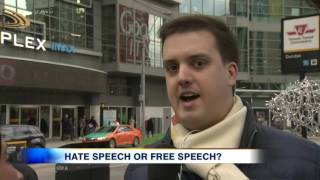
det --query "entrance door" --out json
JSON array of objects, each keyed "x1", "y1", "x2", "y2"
[
  {"x1": 52, "y1": 106, "x2": 62, "y2": 138},
  {"x1": 62, "y1": 108, "x2": 76, "y2": 138}
]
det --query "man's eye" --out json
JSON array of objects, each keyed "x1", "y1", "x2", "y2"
[
  {"x1": 165, "y1": 64, "x2": 178, "y2": 73},
  {"x1": 193, "y1": 60, "x2": 206, "y2": 69}
]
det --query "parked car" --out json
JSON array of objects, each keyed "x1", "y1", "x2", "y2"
[
  {"x1": 82, "y1": 125, "x2": 142, "y2": 148},
  {"x1": 0, "y1": 125, "x2": 46, "y2": 148}
]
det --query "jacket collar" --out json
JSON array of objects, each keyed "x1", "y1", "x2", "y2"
[{"x1": 238, "y1": 101, "x2": 259, "y2": 148}]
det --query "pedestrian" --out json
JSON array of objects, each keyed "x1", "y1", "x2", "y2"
[
  {"x1": 125, "y1": 15, "x2": 320, "y2": 180},
  {"x1": 85, "y1": 116, "x2": 98, "y2": 134},
  {"x1": 61, "y1": 114, "x2": 73, "y2": 140},
  {"x1": 79, "y1": 116, "x2": 86, "y2": 136},
  {"x1": 40, "y1": 118, "x2": 48, "y2": 136},
  {"x1": 129, "y1": 117, "x2": 135, "y2": 128},
  {"x1": 146, "y1": 118, "x2": 154, "y2": 137}
]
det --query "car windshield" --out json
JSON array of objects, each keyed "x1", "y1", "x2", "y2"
[{"x1": 96, "y1": 126, "x2": 116, "y2": 133}]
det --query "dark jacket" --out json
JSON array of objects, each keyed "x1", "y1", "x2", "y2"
[
  {"x1": 125, "y1": 106, "x2": 320, "y2": 180},
  {"x1": 12, "y1": 163, "x2": 38, "y2": 180}
]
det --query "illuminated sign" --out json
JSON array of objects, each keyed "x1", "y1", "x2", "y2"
[
  {"x1": 1, "y1": 31, "x2": 46, "y2": 50},
  {"x1": 0, "y1": 9, "x2": 77, "y2": 54},
  {"x1": 51, "y1": 42, "x2": 75, "y2": 54},
  {"x1": 281, "y1": 14, "x2": 320, "y2": 74},
  {"x1": 283, "y1": 15, "x2": 319, "y2": 53},
  {"x1": 0, "y1": 8, "x2": 30, "y2": 28}
]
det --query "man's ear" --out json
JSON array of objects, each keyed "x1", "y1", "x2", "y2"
[{"x1": 226, "y1": 62, "x2": 238, "y2": 86}]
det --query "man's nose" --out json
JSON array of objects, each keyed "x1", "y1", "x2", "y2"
[{"x1": 177, "y1": 65, "x2": 193, "y2": 87}]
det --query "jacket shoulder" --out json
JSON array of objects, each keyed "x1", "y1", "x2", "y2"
[
  {"x1": 248, "y1": 126, "x2": 320, "y2": 179},
  {"x1": 124, "y1": 164, "x2": 148, "y2": 180}
]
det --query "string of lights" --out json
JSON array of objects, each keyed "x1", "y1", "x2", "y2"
[{"x1": 266, "y1": 78, "x2": 320, "y2": 136}]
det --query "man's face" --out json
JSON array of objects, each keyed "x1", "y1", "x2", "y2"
[{"x1": 163, "y1": 30, "x2": 237, "y2": 130}]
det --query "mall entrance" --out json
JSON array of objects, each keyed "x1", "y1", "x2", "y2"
[{"x1": 1, "y1": 105, "x2": 84, "y2": 138}]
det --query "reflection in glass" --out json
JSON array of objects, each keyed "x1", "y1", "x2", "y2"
[
  {"x1": 21, "y1": 108, "x2": 38, "y2": 126},
  {"x1": 203, "y1": 0, "x2": 214, "y2": 15},
  {"x1": 40, "y1": 106, "x2": 50, "y2": 137},
  {"x1": 215, "y1": 0, "x2": 226, "y2": 15},
  {"x1": 4, "y1": 0, "x2": 16, "y2": 7},
  {"x1": 0, "y1": 106, "x2": 6, "y2": 125},
  {"x1": 180, "y1": 0, "x2": 190, "y2": 13},
  {"x1": 191, "y1": 0, "x2": 202, "y2": 14},
  {"x1": 10, "y1": 107, "x2": 19, "y2": 124}
]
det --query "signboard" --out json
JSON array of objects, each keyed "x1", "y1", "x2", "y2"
[
  {"x1": 103, "y1": 110, "x2": 117, "y2": 126},
  {"x1": 119, "y1": 5, "x2": 149, "y2": 64},
  {"x1": 0, "y1": 8, "x2": 75, "y2": 54},
  {"x1": 0, "y1": 59, "x2": 16, "y2": 86},
  {"x1": 282, "y1": 14, "x2": 320, "y2": 74}
]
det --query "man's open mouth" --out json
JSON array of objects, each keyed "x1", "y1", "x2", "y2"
[{"x1": 180, "y1": 92, "x2": 200, "y2": 102}]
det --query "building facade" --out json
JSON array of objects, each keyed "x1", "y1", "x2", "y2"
[
  {"x1": 101, "y1": 0, "x2": 179, "y2": 134},
  {"x1": 0, "y1": 0, "x2": 106, "y2": 138},
  {"x1": 0, "y1": 0, "x2": 179, "y2": 138}
]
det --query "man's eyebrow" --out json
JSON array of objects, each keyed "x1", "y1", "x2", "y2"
[
  {"x1": 187, "y1": 53, "x2": 210, "y2": 60},
  {"x1": 163, "y1": 59, "x2": 176, "y2": 65}
]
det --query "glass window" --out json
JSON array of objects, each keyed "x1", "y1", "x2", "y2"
[
  {"x1": 4, "y1": 0, "x2": 16, "y2": 7},
  {"x1": 215, "y1": 0, "x2": 226, "y2": 15},
  {"x1": 52, "y1": 106, "x2": 61, "y2": 137},
  {"x1": 154, "y1": 16, "x2": 162, "y2": 41},
  {"x1": 203, "y1": 0, "x2": 214, "y2": 15},
  {"x1": 191, "y1": 0, "x2": 202, "y2": 14},
  {"x1": 60, "y1": 19, "x2": 73, "y2": 33},
  {"x1": 60, "y1": 3, "x2": 73, "y2": 20},
  {"x1": 148, "y1": 15, "x2": 155, "y2": 41},
  {"x1": 34, "y1": 0, "x2": 49, "y2": 15},
  {"x1": 236, "y1": 0, "x2": 247, "y2": 16},
  {"x1": 17, "y1": 0, "x2": 32, "y2": 10},
  {"x1": 75, "y1": 7, "x2": 86, "y2": 23},
  {"x1": 0, "y1": 105, "x2": 6, "y2": 125},
  {"x1": 10, "y1": 107, "x2": 19, "y2": 124},
  {"x1": 180, "y1": 0, "x2": 191, "y2": 13},
  {"x1": 21, "y1": 108, "x2": 38, "y2": 126}
]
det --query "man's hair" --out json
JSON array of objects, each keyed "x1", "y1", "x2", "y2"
[{"x1": 159, "y1": 15, "x2": 240, "y2": 65}]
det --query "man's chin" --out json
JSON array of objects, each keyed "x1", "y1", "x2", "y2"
[{"x1": 178, "y1": 116, "x2": 201, "y2": 130}]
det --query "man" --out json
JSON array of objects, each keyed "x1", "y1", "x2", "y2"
[{"x1": 125, "y1": 15, "x2": 320, "y2": 180}]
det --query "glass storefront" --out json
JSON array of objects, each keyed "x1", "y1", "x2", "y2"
[
  {"x1": 3, "y1": 105, "x2": 82, "y2": 138},
  {"x1": 103, "y1": 106, "x2": 136, "y2": 127},
  {"x1": 0, "y1": 105, "x2": 6, "y2": 125},
  {"x1": 3, "y1": 0, "x2": 94, "y2": 49},
  {"x1": 52, "y1": 106, "x2": 61, "y2": 137}
]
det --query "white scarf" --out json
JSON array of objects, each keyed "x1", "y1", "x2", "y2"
[{"x1": 171, "y1": 95, "x2": 249, "y2": 180}]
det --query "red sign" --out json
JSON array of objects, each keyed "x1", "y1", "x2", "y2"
[
  {"x1": 119, "y1": 5, "x2": 149, "y2": 63},
  {"x1": 287, "y1": 24, "x2": 315, "y2": 36},
  {"x1": 0, "y1": 59, "x2": 16, "y2": 86}
]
